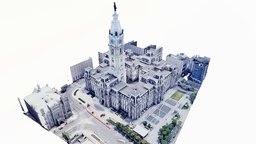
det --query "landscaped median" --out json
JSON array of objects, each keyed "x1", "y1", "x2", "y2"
[
  {"x1": 107, "y1": 118, "x2": 117, "y2": 126},
  {"x1": 78, "y1": 98, "x2": 85, "y2": 103},
  {"x1": 73, "y1": 89, "x2": 79, "y2": 96}
]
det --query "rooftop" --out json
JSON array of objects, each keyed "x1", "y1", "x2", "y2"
[
  {"x1": 133, "y1": 125, "x2": 149, "y2": 138},
  {"x1": 192, "y1": 55, "x2": 210, "y2": 64},
  {"x1": 112, "y1": 81, "x2": 127, "y2": 92},
  {"x1": 24, "y1": 85, "x2": 61, "y2": 111},
  {"x1": 24, "y1": 85, "x2": 61, "y2": 128},
  {"x1": 120, "y1": 83, "x2": 147, "y2": 97}
]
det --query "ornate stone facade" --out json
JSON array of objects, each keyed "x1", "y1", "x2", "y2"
[{"x1": 84, "y1": 5, "x2": 179, "y2": 120}]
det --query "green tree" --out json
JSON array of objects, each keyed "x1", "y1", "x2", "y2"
[
  {"x1": 147, "y1": 123, "x2": 151, "y2": 129},
  {"x1": 135, "y1": 135, "x2": 142, "y2": 142},
  {"x1": 159, "y1": 134, "x2": 164, "y2": 141},
  {"x1": 162, "y1": 130, "x2": 168, "y2": 136},
  {"x1": 164, "y1": 135, "x2": 170, "y2": 142},
  {"x1": 168, "y1": 123, "x2": 174, "y2": 130},
  {"x1": 123, "y1": 126, "x2": 129, "y2": 134},
  {"x1": 161, "y1": 139, "x2": 168, "y2": 144},
  {"x1": 130, "y1": 131, "x2": 136, "y2": 140},
  {"x1": 182, "y1": 102, "x2": 189, "y2": 109},
  {"x1": 140, "y1": 139, "x2": 149, "y2": 144},
  {"x1": 127, "y1": 129, "x2": 133, "y2": 138},
  {"x1": 190, "y1": 93, "x2": 197, "y2": 104},
  {"x1": 62, "y1": 132, "x2": 70, "y2": 142},
  {"x1": 172, "y1": 120, "x2": 177, "y2": 127},
  {"x1": 143, "y1": 121, "x2": 147, "y2": 126}
]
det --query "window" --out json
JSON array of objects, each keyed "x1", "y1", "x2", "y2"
[{"x1": 111, "y1": 49, "x2": 114, "y2": 55}]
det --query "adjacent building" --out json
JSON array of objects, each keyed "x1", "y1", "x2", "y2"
[
  {"x1": 70, "y1": 57, "x2": 93, "y2": 82},
  {"x1": 166, "y1": 53, "x2": 190, "y2": 77},
  {"x1": 24, "y1": 85, "x2": 72, "y2": 130},
  {"x1": 188, "y1": 56, "x2": 210, "y2": 84}
]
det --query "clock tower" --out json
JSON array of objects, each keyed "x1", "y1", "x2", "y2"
[{"x1": 108, "y1": 2, "x2": 126, "y2": 82}]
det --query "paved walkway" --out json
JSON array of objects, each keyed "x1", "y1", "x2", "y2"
[{"x1": 139, "y1": 88, "x2": 191, "y2": 143}]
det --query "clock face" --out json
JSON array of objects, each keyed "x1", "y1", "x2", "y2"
[
  {"x1": 118, "y1": 39, "x2": 122, "y2": 44},
  {"x1": 110, "y1": 39, "x2": 114, "y2": 44}
]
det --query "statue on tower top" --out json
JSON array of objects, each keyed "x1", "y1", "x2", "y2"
[{"x1": 114, "y1": 2, "x2": 117, "y2": 12}]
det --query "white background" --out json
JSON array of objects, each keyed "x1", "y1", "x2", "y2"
[{"x1": 0, "y1": 0, "x2": 256, "y2": 143}]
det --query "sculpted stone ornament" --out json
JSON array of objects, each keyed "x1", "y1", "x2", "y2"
[{"x1": 114, "y1": 2, "x2": 117, "y2": 12}]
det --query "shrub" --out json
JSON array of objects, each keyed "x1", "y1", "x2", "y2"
[
  {"x1": 143, "y1": 121, "x2": 147, "y2": 126},
  {"x1": 62, "y1": 132, "x2": 70, "y2": 142}
]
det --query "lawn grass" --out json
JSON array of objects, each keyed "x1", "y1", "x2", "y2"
[{"x1": 171, "y1": 91, "x2": 184, "y2": 101}]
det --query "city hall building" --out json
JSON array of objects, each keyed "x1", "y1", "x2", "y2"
[
  {"x1": 83, "y1": 5, "x2": 180, "y2": 120},
  {"x1": 82, "y1": 4, "x2": 209, "y2": 120}
]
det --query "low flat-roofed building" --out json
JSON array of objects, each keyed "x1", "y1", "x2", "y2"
[{"x1": 133, "y1": 125, "x2": 149, "y2": 138}]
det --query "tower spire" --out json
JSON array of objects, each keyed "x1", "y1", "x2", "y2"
[
  {"x1": 108, "y1": 2, "x2": 126, "y2": 82},
  {"x1": 114, "y1": 2, "x2": 117, "y2": 12},
  {"x1": 110, "y1": 2, "x2": 122, "y2": 36}
]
